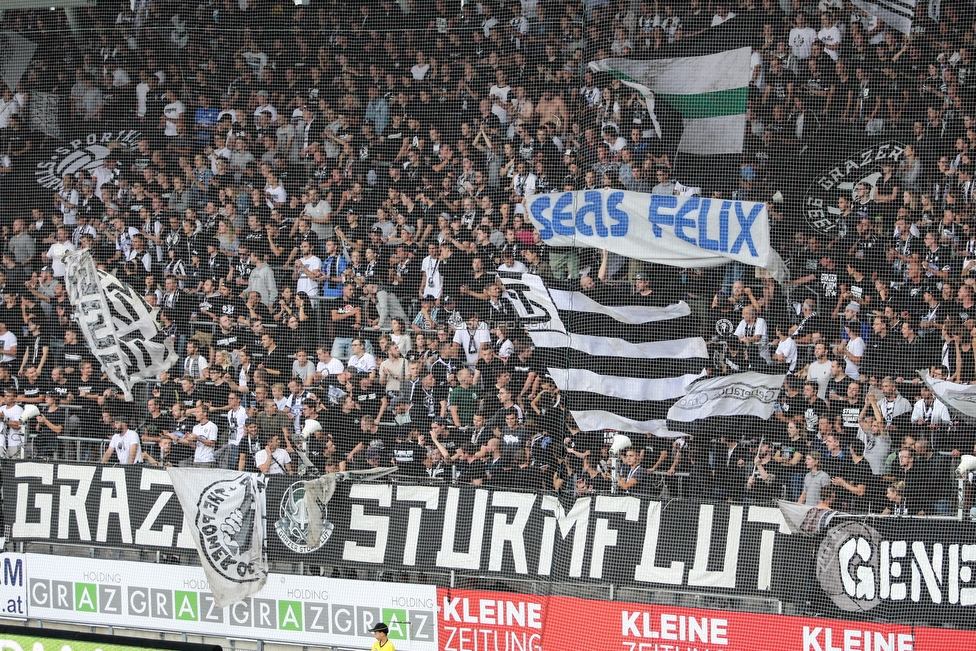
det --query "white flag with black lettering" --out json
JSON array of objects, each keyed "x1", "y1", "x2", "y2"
[
  {"x1": 63, "y1": 249, "x2": 177, "y2": 401},
  {"x1": 168, "y1": 468, "x2": 269, "y2": 607},
  {"x1": 667, "y1": 371, "x2": 785, "y2": 422}
]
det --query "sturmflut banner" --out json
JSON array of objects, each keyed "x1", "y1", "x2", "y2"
[{"x1": 526, "y1": 190, "x2": 788, "y2": 281}]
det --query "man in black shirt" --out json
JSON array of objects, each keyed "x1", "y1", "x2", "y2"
[
  {"x1": 831, "y1": 438, "x2": 876, "y2": 513},
  {"x1": 391, "y1": 425, "x2": 427, "y2": 478}
]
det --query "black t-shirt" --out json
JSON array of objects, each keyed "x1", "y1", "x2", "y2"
[
  {"x1": 455, "y1": 458, "x2": 486, "y2": 484},
  {"x1": 212, "y1": 295, "x2": 245, "y2": 322},
  {"x1": 142, "y1": 413, "x2": 173, "y2": 442},
  {"x1": 392, "y1": 439, "x2": 427, "y2": 477},
  {"x1": 334, "y1": 410, "x2": 364, "y2": 455},
  {"x1": 199, "y1": 380, "x2": 231, "y2": 409},
  {"x1": 213, "y1": 328, "x2": 242, "y2": 352}
]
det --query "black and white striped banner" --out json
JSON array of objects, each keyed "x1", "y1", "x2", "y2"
[
  {"x1": 500, "y1": 273, "x2": 707, "y2": 433},
  {"x1": 851, "y1": 0, "x2": 917, "y2": 35}
]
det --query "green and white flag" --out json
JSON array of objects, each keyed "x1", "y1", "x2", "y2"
[{"x1": 591, "y1": 47, "x2": 751, "y2": 155}]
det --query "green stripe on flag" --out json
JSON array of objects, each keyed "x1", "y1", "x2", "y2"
[{"x1": 657, "y1": 87, "x2": 747, "y2": 119}]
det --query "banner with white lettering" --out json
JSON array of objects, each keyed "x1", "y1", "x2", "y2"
[
  {"x1": 6, "y1": 462, "x2": 976, "y2": 625},
  {"x1": 167, "y1": 468, "x2": 269, "y2": 607},
  {"x1": 437, "y1": 588, "x2": 976, "y2": 651},
  {"x1": 63, "y1": 249, "x2": 177, "y2": 401},
  {"x1": 525, "y1": 190, "x2": 788, "y2": 281}
]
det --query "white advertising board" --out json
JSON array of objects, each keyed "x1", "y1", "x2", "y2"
[{"x1": 25, "y1": 554, "x2": 436, "y2": 649}]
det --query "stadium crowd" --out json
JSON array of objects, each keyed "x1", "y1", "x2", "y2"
[{"x1": 0, "y1": 0, "x2": 974, "y2": 516}]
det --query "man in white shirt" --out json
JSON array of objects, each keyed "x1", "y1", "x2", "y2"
[
  {"x1": 101, "y1": 412, "x2": 143, "y2": 464},
  {"x1": 711, "y1": 3, "x2": 736, "y2": 26},
  {"x1": 161, "y1": 89, "x2": 185, "y2": 138},
  {"x1": 836, "y1": 319, "x2": 865, "y2": 380},
  {"x1": 771, "y1": 324, "x2": 798, "y2": 373},
  {"x1": 0, "y1": 322, "x2": 16, "y2": 365},
  {"x1": 419, "y1": 243, "x2": 443, "y2": 300},
  {"x1": 734, "y1": 306, "x2": 770, "y2": 366},
  {"x1": 348, "y1": 339, "x2": 378, "y2": 376},
  {"x1": 453, "y1": 314, "x2": 492, "y2": 366},
  {"x1": 804, "y1": 342, "x2": 833, "y2": 399},
  {"x1": 489, "y1": 69, "x2": 512, "y2": 125},
  {"x1": 293, "y1": 240, "x2": 322, "y2": 296},
  {"x1": 219, "y1": 391, "x2": 248, "y2": 470},
  {"x1": 789, "y1": 12, "x2": 818, "y2": 61},
  {"x1": 314, "y1": 347, "x2": 344, "y2": 381},
  {"x1": 45, "y1": 228, "x2": 77, "y2": 278},
  {"x1": 876, "y1": 377, "x2": 913, "y2": 432},
  {"x1": 187, "y1": 406, "x2": 218, "y2": 466},
  {"x1": 0, "y1": 389, "x2": 24, "y2": 459},
  {"x1": 817, "y1": 11, "x2": 843, "y2": 61},
  {"x1": 255, "y1": 433, "x2": 292, "y2": 474}
]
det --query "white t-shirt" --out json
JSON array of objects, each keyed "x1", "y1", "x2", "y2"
[
  {"x1": 109, "y1": 429, "x2": 143, "y2": 464},
  {"x1": 317, "y1": 358, "x2": 345, "y2": 376},
  {"x1": 734, "y1": 317, "x2": 768, "y2": 339},
  {"x1": 192, "y1": 420, "x2": 218, "y2": 463},
  {"x1": 489, "y1": 84, "x2": 512, "y2": 124},
  {"x1": 255, "y1": 447, "x2": 291, "y2": 474},
  {"x1": 454, "y1": 326, "x2": 492, "y2": 365},
  {"x1": 774, "y1": 337, "x2": 798, "y2": 372},
  {"x1": 226, "y1": 406, "x2": 248, "y2": 446},
  {"x1": 163, "y1": 100, "x2": 185, "y2": 137},
  {"x1": 296, "y1": 255, "x2": 322, "y2": 296},
  {"x1": 0, "y1": 331, "x2": 17, "y2": 364},
  {"x1": 817, "y1": 24, "x2": 843, "y2": 61},
  {"x1": 0, "y1": 403, "x2": 23, "y2": 448},
  {"x1": 410, "y1": 63, "x2": 430, "y2": 81},
  {"x1": 45, "y1": 241, "x2": 76, "y2": 276},
  {"x1": 265, "y1": 182, "x2": 287, "y2": 209},
  {"x1": 711, "y1": 11, "x2": 736, "y2": 26},
  {"x1": 807, "y1": 359, "x2": 832, "y2": 399},
  {"x1": 845, "y1": 336, "x2": 865, "y2": 380},
  {"x1": 789, "y1": 26, "x2": 817, "y2": 60},
  {"x1": 348, "y1": 352, "x2": 377, "y2": 373},
  {"x1": 420, "y1": 255, "x2": 443, "y2": 299}
]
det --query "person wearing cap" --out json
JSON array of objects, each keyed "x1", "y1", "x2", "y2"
[{"x1": 369, "y1": 622, "x2": 394, "y2": 651}]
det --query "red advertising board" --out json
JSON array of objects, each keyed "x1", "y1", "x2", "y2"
[{"x1": 436, "y1": 588, "x2": 976, "y2": 651}]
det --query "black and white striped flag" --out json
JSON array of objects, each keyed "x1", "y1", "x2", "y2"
[
  {"x1": 500, "y1": 273, "x2": 707, "y2": 433},
  {"x1": 851, "y1": 0, "x2": 917, "y2": 36}
]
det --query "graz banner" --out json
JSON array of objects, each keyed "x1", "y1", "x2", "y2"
[
  {"x1": 525, "y1": 190, "x2": 788, "y2": 281},
  {"x1": 6, "y1": 462, "x2": 976, "y2": 624}
]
